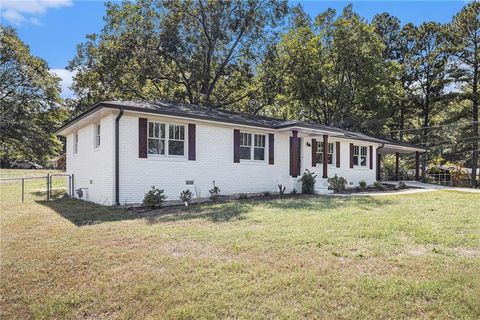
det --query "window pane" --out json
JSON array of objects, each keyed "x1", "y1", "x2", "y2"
[
  {"x1": 360, "y1": 156, "x2": 367, "y2": 166},
  {"x1": 148, "y1": 139, "x2": 159, "y2": 154},
  {"x1": 254, "y1": 134, "x2": 265, "y2": 147},
  {"x1": 361, "y1": 146, "x2": 367, "y2": 156},
  {"x1": 328, "y1": 154, "x2": 333, "y2": 164},
  {"x1": 240, "y1": 133, "x2": 251, "y2": 146},
  {"x1": 240, "y1": 146, "x2": 251, "y2": 159},
  {"x1": 169, "y1": 140, "x2": 184, "y2": 155},
  {"x1": 354, "y1": 156, "x2": 359, "y2": 166},
  {"x1": 328, "y1": 143, "x2": 334, "y2": 154},
  {"x1": 316, "y1": 152, "x2": 323, "y2": 163},
  {"x1": 149, "y1": 122, "x2": 154, "y2": 138},
  {"x1": 179, "y1": 125, "x2": 184, "y2": 140},
  {"x1": 169, "y1": 124, "x2": 174, "y2": 139},
  {"x1": 254, "y1": 147, "x2": 264, "y2": 160},
  {"x1": 354, "y1": 146, "x2": 359, "y2": 156}
]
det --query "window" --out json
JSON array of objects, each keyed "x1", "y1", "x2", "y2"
[
  {"x1": 254, "y1": 134, "x2": 265, "y2": 160},
  {"x1": 168, "y1": 124, "x2": 185, "y2": 156},
  {"x1": 94, "y1": 123, "x2": 101, "y2": 148},
  {"x1": 240, "y1": 133, "x2": 252, "y2": 160},
  {"x1": 148, "y1": 122, "x2": 165, "y2": 155},
  {"x1": 147, "y1": 121, "x2": 185, "y2": 156},
  {"x1": 74, "y1": 132, "x2": 78, "y2": 154},
  {"x1": 316, "y1": 142, "x2": 334, "y2": 164},
  {"x1": 353, "y1": 145, "x2": 368, "y2": 167},
  {"x1": 240, "y1": 132, "x2": 265, "y2": 161}
]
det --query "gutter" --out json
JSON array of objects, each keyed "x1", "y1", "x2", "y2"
[{"x1": 115, "y1": 109, "x2": 124, "y2": 206}]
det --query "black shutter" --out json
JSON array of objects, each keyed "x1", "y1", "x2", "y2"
[
  {"x1": 233, "y1": 129, "x2": 240, "y2": 163},
  {"x1": 268, "y1": 133, "x2": 274, "y2": 165},
  {"x1": 311, "y1": 139, "x2": 317, "y2": 167},
  {"x1": 188, "y1": 124, "x2": 196, "y2": 161},
  {"x1": 336, "y1": 141, "x2": 340, "y2": 168},
  {"x1": 369, "y1": 145, "x2": 373, "y2": 169},
  {"x1": 349, "y1": 143, "x2": 354, "y2": 168},
  {"x1": 139, "y1": 118, "x2": 147, "y2": 158}
]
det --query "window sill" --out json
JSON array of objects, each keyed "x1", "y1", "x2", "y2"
[
  {"x1": 93, "y1": 147, "x2": 100, "y2": 152},
  {"x1": 239, "y1": 159, "x2": 268, "y2": 165},
  {"x1": 146, "y1": 155, "x2": 187, "y2": 161},
  {"x1": 353, "y1": 166, "x2": 369, "y2": 170}
]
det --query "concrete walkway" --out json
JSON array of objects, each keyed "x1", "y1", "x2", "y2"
[
  {"x1": 383, "y1": 181, "x2": 480, "y2": 193},
  {"x1": 327, "y1": 181, "x2": 480, "y2": 197}
]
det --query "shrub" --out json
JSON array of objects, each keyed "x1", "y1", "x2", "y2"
[
  {"x1": 209, "y1": 181, "x2": 221, "y2": 201},
  {"x1": 179, "y1": 189, "x2": 193, "y2": 206},
  {"x1": 277, "y1": 184, "x2": 286, "y2": 197},
  {"x1": 262, "y1": 191, "x2": 271, "y2": 197},
  {"x1": 359, "y1": 180, "x2": 367, "y2": 189},
  {"x1": 327, "y1": 174, "x2": 347, "y2": 193},
  {"x1": 396, "y1": 181, "x2": 407, "y2": 190},
  {"x1": 291, "y1": 188, "x2": 297, "y2": 195},
  {"x1": 373, "y1": 181, "x2": 383, "y2": 189},
  {"x1": 143, "y1": 186, "x2": 166, "y2": 209},
  {"x1": 299, "y1": 169, "x2": 317, "y2": 194}
]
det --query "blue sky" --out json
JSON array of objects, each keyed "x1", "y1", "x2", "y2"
[{"x1": 0, "y1": 0, "x2": 469, "y2": 98}]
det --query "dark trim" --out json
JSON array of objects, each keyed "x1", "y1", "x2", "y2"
[
  {"x1": 311, "y1": 139, "x2": 317, "y2": 167},
  {"x1": 115, "y1": 109, "x2": 124, "y2": 206},
  {"x1": 376, "y1": 143, "x2": 385, "y2": 181},
  {"x1": 290, "y1": 130, "x2": 300, "y2": 177},
  {"x1": 336, "y1": 141, "x2": 340, "y2": 168},
  {"x1": 233, "y1": 129, "x2": 240, "y2": 163},
  {"x1": 322, "y1": 135, "x2": 328, "y2": 178},
  {"x1": 188, "y1": 123, "x2": 196, "y2": 161},
  {"x1": 138, "y1": 118, "x2": 148, "y2": 158},
  {"x1": 369, "y1": 145, "x2": 373, "y2": 170},
  {"x1": 349, "y1": 143, "x2": 354, "y2": 169},
  {"x1": 268, "y1": 133, "x2": 274, "y2": 165}
]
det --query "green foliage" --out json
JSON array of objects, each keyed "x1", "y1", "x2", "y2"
[
  {"x1": 299, "y1": 169, "x2": 317, "y2": 194},
  {"x1": 209, "y1": 181, "x2": 221, "y2": 201},
  {"x1": 327, "y1": 174, "x2": 347, "y2": 193},
  {"x1": 0, "y1": 26, "x2": 67, "y2": 166},
  {"x1": 143, "y1": 186, "x2": 166, "y2": 209},
  {"x1": 277, "y1": 184, "x2": 286, "y2": 197},
  {"x1": 68, "y1": 0, "x2": 289, "y2": 112},
  {"x1": 359, "y1": 180, "x2": 367, "y2": 189},
  {"x1": 373, "y1": 181, "x2": 383, "y2": 189},
  {"x1": 291, "y1": 188, "x2": 297, "y2": 195},
  {"x1": 238, "y1": 193, "x2": 248, "y2": 200},
  {"x1": 262, "y1": 191, "x2": 271, "y2": 197},
  {"x1": 382, "y1": 154, "x2": 413, "y2": 180},
  {"x1": 179, "y1": 189, "x2": 193, "y2": 206}
]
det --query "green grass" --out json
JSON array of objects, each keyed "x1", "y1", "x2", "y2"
[{"x1": 1, "y1": 171, "x2": 479, "y2": 319}]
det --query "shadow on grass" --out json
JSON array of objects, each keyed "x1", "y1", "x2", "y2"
[
  {"x1": 262, "y1": 195, "x2": 395, "y2": 211},
  {"x1": 38, "y1": 194, "x2": 396, "y2": 227},
  {"x1": 38, "y1": 198, "x2": 252, "y2": 227}
]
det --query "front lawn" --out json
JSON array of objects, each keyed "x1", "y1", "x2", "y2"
[{"x1": 1, "y1": 183, "x2": 479, "y2": 318}]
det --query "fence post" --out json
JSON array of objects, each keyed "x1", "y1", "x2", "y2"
[
  {"x1": 21, "y1": 178, "x2": 24, "y2": 203},
  {"x1": 46, "y1": 173, "x2": 50, "y2": 201}
]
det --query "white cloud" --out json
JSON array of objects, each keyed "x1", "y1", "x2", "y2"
[
  {"x1": 50, "y1": 68, "x2": 77, "y2": 99},
  {"x1": 1, "y1": 0, "x2": 73, "y2": 25}
]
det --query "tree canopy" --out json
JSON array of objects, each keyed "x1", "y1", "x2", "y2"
[{"x1": 0, "y1": 26, "x2": 67, "y2": 166}]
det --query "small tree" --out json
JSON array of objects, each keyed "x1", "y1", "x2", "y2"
[
  {"x1": 299, "y1": 169, "x2": 317, "y2": 194},
  {"x1": 209, "y1": 181, "x2": 221, "y2": 201},
  {"x1": 180, "y1": 189, "x2": 193, "y2": 206},
  {"x1": 327, "y1": 175, "x2": 347, "y2": 193},
  {"x1": 143, "y1": 186, "x2": 166, "y2": 209},
  {"x1": 359, "y1": 180, "x2": 367, "y2": 189}
]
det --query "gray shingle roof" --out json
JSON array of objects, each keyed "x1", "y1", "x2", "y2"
[{"x1": 56, "y1": 100, "x2": 425, "y2": 151}]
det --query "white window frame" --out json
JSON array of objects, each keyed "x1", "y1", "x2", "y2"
[
  {"x1": 353, "y1": 145, "x2": 368, "y2": 167},
  {"x1": 94, "y1": 123, "x2": 101, "y2": 149},
  {"x1": 316, "y1": 142, "x2": 334, "y2": 165},
  {"x1": 240, "y1": 131, "x2": 266, "y2": 162},
  {"x1": 74, "y1": 132, "x2": 78, "y2": 154},
  {"x1": 147, "y1": 121, "x2": 186, "y2": 158}
]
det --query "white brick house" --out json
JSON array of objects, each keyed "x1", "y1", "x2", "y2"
[{"x1": 56, "y1": 101, "x2": 424, "y2": 205}]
